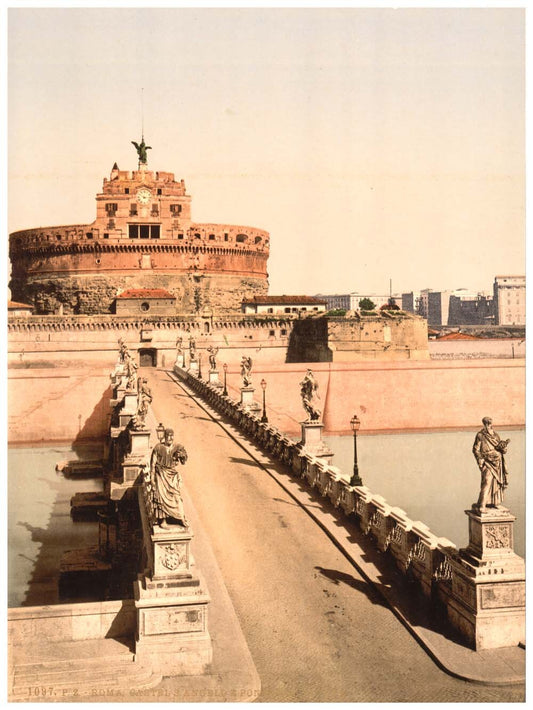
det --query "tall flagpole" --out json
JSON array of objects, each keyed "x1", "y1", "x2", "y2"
[{"x1": 141, "y1": 87, "x2": 144, "y2": 141}]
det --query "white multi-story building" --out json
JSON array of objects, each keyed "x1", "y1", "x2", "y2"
[
  {"x1": 493, "y1": 276, "x2": 526, "y2": 325},
  {"x1": 316, "y1": 292, "x2": 400, "y2": 311}
]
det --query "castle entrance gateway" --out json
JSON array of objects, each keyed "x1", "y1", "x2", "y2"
[{"x1": 139, "y1": 348, "x2": 157, "y2": 367}]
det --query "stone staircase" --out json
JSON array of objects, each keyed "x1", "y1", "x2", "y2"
[{"x1": 9, "y1": 637, "x2": 162, "y2": 701}]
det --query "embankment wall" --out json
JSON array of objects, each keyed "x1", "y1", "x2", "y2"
[
  {"x1": 8, "y1": 359, "x2": 524, "y2": 444},
  {"x1": 8, "y1": 367, "x2": 112, "y2": 444}
]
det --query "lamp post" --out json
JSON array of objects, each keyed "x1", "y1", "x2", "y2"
[
  {"x1": 260, "y1": 378, "x2": 268, "y2": 423},
  {"x1": 349, "y1": 414, "x2": 362, "y2": 486},
  {"x1": 198, "y1": 352, "x2": 203, "y2": 380},
  {"x1": 223, "y1": 363, "x2": 228, "y2": 397},
  {"x1": 156, "y1": 422, "x2": 165, "y2": 443}
]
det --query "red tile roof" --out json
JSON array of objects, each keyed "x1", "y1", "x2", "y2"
[
  {"x1": 437, "y1": 332, "x2": 480, "y2": 340},
  {"x1": 8, "y1": 300, "x2": 33, "y2": 310},
  {"x1": 117, "y1": 289, "x2": 175, "y2": 299},
  {"x1": 242, "y1": 295, "x2": 327, "y2": 305}
]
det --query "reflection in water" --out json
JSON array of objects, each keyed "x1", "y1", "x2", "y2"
[
  {"x1": 324, "y1": 430, "x2": 525, "y2": 558},
  {"x1": 8, "y1": 443, "x2": 103, "y2": 608}
]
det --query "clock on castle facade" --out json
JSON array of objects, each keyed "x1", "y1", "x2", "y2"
[{"x1": 9, "y1": 140, "x2": 270, "y2": 315}]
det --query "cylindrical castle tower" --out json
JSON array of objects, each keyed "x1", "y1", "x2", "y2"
[{"x1": 9, "y1": 143, "x2": 269, "y2": 315}]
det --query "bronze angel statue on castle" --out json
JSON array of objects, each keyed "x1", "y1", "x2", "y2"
[{"x1": 132, "y1": 137, "x2": 151, "y2": 164}]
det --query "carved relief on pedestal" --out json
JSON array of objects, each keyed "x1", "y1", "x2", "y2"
[
  {"x1": 483, "y1": 524, "x2": 511, "y2": 550},
  {"x1": 158, "y1": 542, "x2": 187, "y2": 572},
  {"x1": 480, "y1": 583, "x2": 526, "y2": 610},
  {"x1": 143, "y1": 606, "x2": 205, "y2": 636}
]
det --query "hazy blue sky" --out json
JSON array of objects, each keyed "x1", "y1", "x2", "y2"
[{"x1": 8, "y1": 7, "x2": 525, "y2": 296}]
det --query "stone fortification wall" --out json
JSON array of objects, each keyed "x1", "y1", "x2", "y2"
[
  {"x1": 10, "y1": 271, "x2": 267, "y2": 317},
  {"x1": 287, "y1": 313, "x2": 429, "y2": 362},
  {"x1": 9, "y1": 222, "x2": 269, "y2": 315},
  {"x1": 7, "y1": 315, "x2": 294, "y2": 369},
  {"x1": 429, "y1": 338, "x2": 525, "y2": 360}
]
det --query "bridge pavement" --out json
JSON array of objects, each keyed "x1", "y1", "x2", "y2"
[{"x1": 149, "y1": 368, "x2": 524, "y2": 703}]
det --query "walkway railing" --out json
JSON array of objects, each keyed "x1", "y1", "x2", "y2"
[{"x1": 174, "y1": 364, "x2": 456, "y2": 606}]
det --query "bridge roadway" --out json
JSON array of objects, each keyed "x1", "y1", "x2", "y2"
[{"x1": 149, "y1": 369, "x2": 524, "y2": 703}]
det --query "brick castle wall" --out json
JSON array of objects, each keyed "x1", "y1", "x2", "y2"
[
  {"x1": 10, "y1": 270, "x2": 267, "y2": 316},
  {"x1": 10, "y1": 223, "x2": 269, "y2": 315}
]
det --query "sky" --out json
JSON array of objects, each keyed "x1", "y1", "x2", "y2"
[{"x1": 7, "y1": 6, "x2": 525, "y2": 297}]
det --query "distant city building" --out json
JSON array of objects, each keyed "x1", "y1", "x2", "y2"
[
  {"x1": 493, "y1": 276, "x2": 526, "y2": 326},
  {"x1": 405, "y1": 288, "x2": 494, "y2": 326},
  {"x1": 316, "y1": 293, "x2": 352, "y2": 311},
  {"x1": 316, "y1": 292, "x2": 400, "y2": 311},
  {"x1": 242, "y1": 295, "x2": 327, "y2": 315},
  {"x1": 428, "y1": 290, "x2": 452, "y2": 326},
  {"x1": 401, "y1": 292, "x2": 418, "y2": 314},
  {"x1": 417, "y1": 289, "x2": 452, "y2": 326},
  {"x1": 447, "y1": 290, "x2": 494, "y2": 326}
]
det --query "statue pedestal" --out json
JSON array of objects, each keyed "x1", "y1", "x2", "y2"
[
  {"x1": 299, "y1": 421, "x2": 334, "y2": 464},
  {"x1": 240, "y1": 386, "x2": 260, "y2": 411},
  {"x1": 447, "y1": 507, "x2": 525, "y2": 650},
  {"x1": 129, "y1": 428, "x2": 151, "y2": 456},
  {"x1": 175, "y1": 354, "x2": 185, "y2": 368},
  {"x1": 209, "y1": 370, "x2": 221, "y2": 386},
  {"x1": 188, "y1": 360, "x2": 199, "y2": 375},
  {"x1": 112, "y1": 383, "x2": 126, "y2": 403},
  {"x1": 119, "y1": 390, "x2": 138, "y2": 427},
  {"x1": 135, "y1": 490, "x2": 212, "y2": 677}
]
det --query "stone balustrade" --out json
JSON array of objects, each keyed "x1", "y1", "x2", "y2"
[
  {"x1": 104, "y1": 355, "x2": 213, "y2": 676},
  {"x1": 174, "y1": 363, "x2": 459, "y2": 609},
  {"x1": 175, "y1": 363, "x2": 526, "y2": 650}
]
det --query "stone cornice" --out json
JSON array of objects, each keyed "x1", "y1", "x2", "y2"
[{"x1": 7, "y1": 314, "x2": 295, "y2": 332}]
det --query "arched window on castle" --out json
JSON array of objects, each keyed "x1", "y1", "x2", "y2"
[{"x1": 236, "y1": 234, "x2": 248, "y2": 243}]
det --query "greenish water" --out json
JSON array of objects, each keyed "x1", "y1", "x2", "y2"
[
  {"x1": 8, "y1": 444, "x2": 103, "y2": 608},
  {"x1": 324, "y1": 429, "x2": 525, "y2": 557}
]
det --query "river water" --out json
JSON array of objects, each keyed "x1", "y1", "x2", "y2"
[
  {"x1": 324, "y1": 429, "x2": 525, "y2": 557},
  {"x1": 8, "y1": 431, "x2": 525, "y2": 607},
  {"x1": 8, "y1": 443, "x2": 103, "y2": 608}
]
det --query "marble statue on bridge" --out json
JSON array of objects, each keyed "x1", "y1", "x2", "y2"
[
  {"x1": 131, "y1": 378, "x2": 152, "y2": 430},
  {"x1": 124, "y1": 350, "x2": 138, "y2": 391},
  {"x1": 300, "y1": 369, "x2": 321, "y2": 422},
  {"x1": 189, "y1": 337, "x2": 197, "y2": 362},
  {"x1": 472, "y1": 417, "x2": 510, "y2": 512},
  {"x1": 241, "y1": 355, "x2": 252, "y2": 387},
  {"x1": 118, "y1": 338, "x2": 129, "y2": 363},
  {"x1": 207, "y1": 345, "x2": 219, "y2": 371},
  {"x1": 149, "y1": 428, "x2": 189, "y2": 529}
]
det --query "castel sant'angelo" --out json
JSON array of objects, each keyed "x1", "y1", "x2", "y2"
[
  {"x1": 9, "y1": 138, "x2": 269, "y2": 315},
  {"x1": 8, "y1": 136, "x2": 432, "y2": 366}
]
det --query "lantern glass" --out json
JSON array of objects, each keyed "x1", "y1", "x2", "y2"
[{"x1": 350, "y1": 415, "x2": 361, "y2": 432}]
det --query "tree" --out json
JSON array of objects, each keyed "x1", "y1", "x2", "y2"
[
  {"x1": 359, "y1": 298, "x2": 376, "y2": 311},
  {"x1": 380, "y1": 300, "x2": 400, "y2": 311}
]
